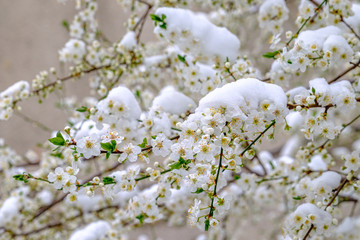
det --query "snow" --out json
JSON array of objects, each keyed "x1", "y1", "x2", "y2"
[
  {"x1": 69, "y1": 220, "x2": 110, "y2": 240},
  {"x1": 118, "y1": 31, "x2": 137, "y2": 51},
  {"x1": 308, "y1": 155, "x2": 327, "y2": 171},
  {"x1": 152, "y1": 86, "x2": 196, "y2": 115},
  {"x1": 197, "y1": 78, "x2": 287, "y2": 115},
  {"x1": 154, "y1": 7, "x2": 240, "y2": 62}
]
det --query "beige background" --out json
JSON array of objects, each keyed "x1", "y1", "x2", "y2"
[
  {"x1": 0, "y1": 0, "x2": 156, "y2": 154},
  {"x1": 2, "y1": 2, "x2": 344, "y2": 240},
  {"x1": 0, "y1": 1, "x2": 203, "y2": 239}
]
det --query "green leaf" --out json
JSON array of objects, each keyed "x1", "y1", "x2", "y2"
[
  {"x1": 205, "y1": 219, "x2": 210, "y2": 231},
  {"x1": 101, "y1": 140, "x2": 117, "y2": 159},
  {"x1": 312, "y1": 87, "x2": 316, "y2": 94},
  {"x1": 103, "y1": 177, "x2": 116, "y2": 185},
  {"x1": 62, "y1": 20, "x2": 70, "y2": 31},
  {"x1": 170, "y1": 161, "x2": 182, "y2": 170},
  {"x1": 150, "y1": 14, "x2": 167, "y2": 30},
  {"x1": 136, "y1": 214, "x2": 145, "y2": 224},
  {"x1": 50, "y1": 152, "x2": 64, "y2": 159},
  {"x1": 135, "y1": 90, "x2": 141, "y2": 98},
  {"x1": 192, "y1": 188, "x2": 204, "y2": 194},
  {"x1": 169, "y1": 157, "x2": 190, "y2": 170},
  {"x1": 263, "y1": 50, "x2": 280, "y2": 59},
  {"x1": 56, "y1": 131, "x2": 65, "y2": 140},
  {"x1": 150, "y1": 14, "x2": 162, "y2": 22},
  {"x1": 101, "y1": 142, "x2": 114, "y2": 152},
  {"x1": 49, "y1": 132, "x2": 65, "y2": 146},
  {"x1": 293, "y1": 196, "x2": 302, "y2": 200},
  {"x1": 76, "y1": 106, "x2": 88, "y2": 112},
  {"x1": 178, "y1": 54, "x2": 186, "y2": 63},
  {"x1": 160, "y1": 23, "x2": 167, "y2": 29},
  {"x1": 111, "y1": 140, "x2": 117, "y2": 148},
  {"x1": 269, "y1": 161, "x2": 275, "y2": 170},
  {"x1": 138, "y1": 138, "x2": 148, "y2": 148},
  {"x1": 13, "y1": 174, "x2": 28, "y2": 183},
  {"x1": 234, "y1": 175, "x2": 241, "y2": 180}
]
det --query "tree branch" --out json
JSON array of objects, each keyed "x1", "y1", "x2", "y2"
[
  {"x1": 303, "y1": 178, "x2": 349, "y2": 240},
  {"x1": 12, "y1": 65, "x2": 110, "y2": 107},
  {"x1": 340, "y1": 16, "x2": 360, "y2": 41},
  {"x1": 328, "y1": 60, "x2": 360, "y2": 84}
]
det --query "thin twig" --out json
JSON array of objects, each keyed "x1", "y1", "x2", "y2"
[
  {"x1": 340, "y1": 16, "x2": 360, "y2": 41},
  {"x1": 286, "y1": 0, "x2": 327, "y2": 47},
  {"x1": 133, "y1": 0, "x2": 153, "y2": 43},
  {"x1": 309, "y1": 113, "x2": 360, "y2": 155},
  {"x1": 303, "y1": 178, "x2": 349, "y2": 240},
  {"x1": 11, "y1": 205, "x2": 118, "y2": 237},
  {"x1": 14, "y1": 111, "x2": 52, "y2": 133},
  {"x1": 325, "y1": 178, "x2": 349, "y2": 210},
  {"x1": 13, "y1": 65, "x2": 110, "y2": 107},
  {"x1": 328, "y1": 60, "x2": 360, "y2": 84},
  {"x1": 240, "y1": 120, "x2": 276, "y2": 157},
  {"x1": 31, "y1": 135, "x2": 180, "y2": 220},
  {"x1": 205, "y1": 147, "x2": 224, "y2": 231}
]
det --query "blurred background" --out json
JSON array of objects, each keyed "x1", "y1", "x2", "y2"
[
  {"x1": 0, "y1": 0, "x2": 156, "y2": 154},
  {"x1": 0, "y1": 1, "x2": 203, "y2": 239},
  {"x1": 0, "y1": 1, "x2": 297, "y2": 239}
]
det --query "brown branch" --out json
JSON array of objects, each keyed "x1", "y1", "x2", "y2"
[
  {"x1": 242, "y1": 164, "x2": 263, "y2": 177},
  {"x1": 133, "y1": 0, "x2": 153, "y2": 43},
  {"x1": 32, "y1": 160, "x2": 122, "y2": 220},
  {"x1": 286, "y1": 0, "x2": 327, "y2": 46},
  {"x1": 12, "y1": 65, "x2": 110, "y2": 106},
  {"x1": 328, "y1": 60, "x2": 360, "y2": 84},
  {"x1": 11, "y1": 205, "x2": 119, "y2": 237},
  {"x1": 67, "y1": 135, "x2": 180, "y2": 156},
  {"x1": 31, "y1": 135, "x2": 180, "y2": 220},
  {"x1": 303, "y1": 178, "x2": 349, "y2": 240},
  {"x1": 287, "y1": 97, "x2": 360, "y2": 111},
  {"x1": 13, "y1": 222, "x2": 62, "y2": 237},
  {"x1": 326, "y1": 178, "x2": 349, "y2": 210},
  {"x1": 256, "y1": 155, "x2": 267, "y2": 176},
  {"x1": 14, "y1": 111, "x2": 52, "y2": 133},
  {"x1": 302, "y1": 224, "x2": 314, "y2": 240},
  {"x1": 340, "y1": 16, "x2": 360, "y2": 41},
  {"x1": 308, "y1": 113, "x2": 360, "y2": 155},
  {"x1": 0, "y1": 161, "x2": 40, "y2": 174},
  {"x1": 32, "y1": 194, "x2": 68, "y2": 220},
  {"x1": 337, "y1": 194, "x2": 358, "y2": 217}
]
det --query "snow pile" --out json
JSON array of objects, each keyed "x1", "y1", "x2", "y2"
[
  {"x1": 152, "y1": 86, "x2": 196, "y2": 115},
  {"x1": 153, "y1": 7, "x2": 240, "y2": 62},
  {"x1": 0, "y1": 81, "x2": 30, "y2": 120},
  {"x1": 69, "y1": 220, "x2": 111, "y2": 240}
]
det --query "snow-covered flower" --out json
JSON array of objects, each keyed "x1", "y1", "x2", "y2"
[
  {"x1": 48, "y1": 167, "x2": 69, "y2": 189},
  {"x1": 344, "y1": 151, "x2": 360, "y2": 172},
  {"x1": 193, "y1": 139, "x2": 218, "y2": 164},
  {"x1": 151, "y1": 134, "x2": 172, "y2": 157},
  {"x1": 76, "y1": 135, "x2": 101, "y2": 159},
  {"x1": 62, "y1": 175, "x2": 77, "y2": 193},
  {"x1": 119, "y1": 143, "x2": 141, "y2": 162}
]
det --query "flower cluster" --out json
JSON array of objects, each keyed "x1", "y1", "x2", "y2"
[
  {"x1": 258, "y1": 0, "x2": 289, "y2": 34},
  {"x1": 48, "y1": 167, "x2": 78, "y2": 193},
  {"x1": 1, "y1": 0, "x2": 360, "y2": 239},
  {"x1": 0, "y1": 81, "x2": 29, "y2": 120},
  {"x1": 287, "y1": 77, "x2": 357, "y2": 140}
]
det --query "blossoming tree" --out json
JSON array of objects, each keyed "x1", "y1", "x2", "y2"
[{"x1": 1, "y1": 0, "x2": 360, "y2": 239}]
